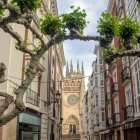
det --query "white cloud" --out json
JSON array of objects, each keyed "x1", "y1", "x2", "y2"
[{"x1": 57, "y1": 0, "x2": 109, "y2": 89}]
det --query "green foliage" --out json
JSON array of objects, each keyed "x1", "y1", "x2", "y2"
[
  {"x1": 97, "y1": 12, "x2": 119, "y2": 39},
  {"x1": 15, "y1": 42, "x2": 20, "y2": 50},
  {"x1": 24, "y1": 68, "x2": 30, "y2": 78},
  {"x1": 102, "y1": 47, "x2": 121, "y2": 63},
  {"x1": 11, "y1": 0, "x2": 41, "y2": 12},
  {"x1": 61, "y1": 6, "x2": 87, "y2": 34},
  {"x1": 118, "y1": 17, "x2": 140, "y2": 46},
  {"x1": 41, "y1": 14, "x2": 64, "y2": 37},
  {"x1": 138, "y1": 3, "x2": 140, "y2": 9},
  {"x1": 0, "y1": 9, "x2": 4, "y2": 18}
]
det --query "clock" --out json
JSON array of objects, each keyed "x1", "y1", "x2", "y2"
[{"x1": 67, "y1": 95, "x2": 79, "y2": 106}]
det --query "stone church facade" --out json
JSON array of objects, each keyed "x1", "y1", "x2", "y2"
[{"x1": 62, "y1": 61, "x2": 85, "y2": 140}]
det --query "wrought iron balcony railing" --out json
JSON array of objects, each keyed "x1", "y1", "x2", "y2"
[
  {"x1": 26, "y1": 89, "x2": 40, "y2": 107},
  {"x1": 124, "y1": 105, "x2": 134, "y2": 120},
  {"x1": 106, "y1": 118, "x2": 113, "y2": 127},
  {"x1": 121, "y1": 67, "x2": 130, "y2": 84},
  {"x1": 113, "y1": 113, "x2": 120, "y2": 124},
  {"x1": 112, "y1": 82, "x2": 118, "y2": 94}
]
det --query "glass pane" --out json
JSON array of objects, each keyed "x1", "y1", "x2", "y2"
[{"x1": 22, "y1": 131, "x2": 38, "y2": 140}]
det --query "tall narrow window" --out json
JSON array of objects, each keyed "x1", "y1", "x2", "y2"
[
  {"x1": 73, "y1": 125, "x2": 76, "y2": 134},
  {"x1": 69, "y1": 124, "x2": 72, "y2": 134}
]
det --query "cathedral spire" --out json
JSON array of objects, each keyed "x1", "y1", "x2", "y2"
[
  {"x1": 77, "y1": 59, "x2": 80, "y2": 72},
  {"x1": 70, "y1": 60, "x2": 73, "y2": 73},
  {"x1": 81, "y1": 61, "x2": 84, "y2": 75},
  {"x1": 66, "y1": 61, "x2": 69, "y2": 75}
]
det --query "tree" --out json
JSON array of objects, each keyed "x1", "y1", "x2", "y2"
[{"x1": 0, "y1": 0, "x2": 139, "y2": 127}]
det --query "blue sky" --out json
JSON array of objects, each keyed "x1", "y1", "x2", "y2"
[{"x1": 57, "y1": 0, "x2": 109, "y2": 87}]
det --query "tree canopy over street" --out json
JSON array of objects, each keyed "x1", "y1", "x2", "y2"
[{"x1": 0, "y1": 0, "x2": 140, "y2": 127}]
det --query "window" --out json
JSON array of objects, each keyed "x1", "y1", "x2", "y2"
[
  {"x1": 90, "y1": 80, "x2": 93, "y2": 86},
  {"x1": 96, "y1": 95, "x2": 98, "y2": 107},
  {"x1": 95, "y1": 77, "x2": 98, "y2": 87},
  {"x1": 101, "y1": 100, "x2": 105, "y2": 106},
  {"x1": 102, "y1": 112, "x2": 105, "y2": 121},
  {"x1": 115, "y1": 100, "x2": 119, "y2": 113},
  {"x1": 126, "y1": 90, "x2": 132, "y2": 106},
  {"x1": 138, "y1": 96, "x2": 140, "y2": 112}
]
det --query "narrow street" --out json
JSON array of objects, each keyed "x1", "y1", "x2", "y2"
[{"x1": 0, "y1": 0, "x2": 140, "y2": 140}]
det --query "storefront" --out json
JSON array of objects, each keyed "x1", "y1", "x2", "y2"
[
  {"x1": 17, "y1": 112, "x2": 41, "y2": 140},
  {"x1": 100, "y1": 129, "x2": 114, "y2": 140},
  {"x1": 123, "y1": 119, "x2": 140, "y2": 140}
]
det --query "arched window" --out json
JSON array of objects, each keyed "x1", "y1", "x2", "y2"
[
  {"x1": 69, "y1": 124, "x2": 72, "y2": 134},
  {"x1": 73, "y1": 124, "x2": 76, "y2": 134}
]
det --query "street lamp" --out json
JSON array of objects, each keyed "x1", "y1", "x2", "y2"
[{"x1": 44, "y1": 91, "x2": 61, "y2": 106}]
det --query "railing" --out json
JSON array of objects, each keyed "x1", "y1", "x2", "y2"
[
  {"x1": 106, "y1": 118, "x2": 113, "y2": 127},
  {"x1": 121, "y1": 67, "x2": 130, "y2": 83},
  {"x1": 124, "y1": 105, "x2": 134, "y2": 120},
  {"x1": 113, "y1": 113, "x2": 120, "y2": 124},
  {"x1": 112, "y1": 82, "x2": 118, "y2": 94},
  {"x1": 26, "y1": 89, "x2": 40, "y2": 107},
  {"x1": 104, "y1": 70, "x2": 109, "y2": 79}
]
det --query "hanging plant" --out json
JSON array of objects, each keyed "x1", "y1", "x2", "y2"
[
  {"x1": 118, "y1": 17, "x2": 140, "y2": 50},
  {"x1": 61, "y1": 6, "x2": 87, "y2": 34},
  {"x1": 11, "y1": 0, "x2": 41, "y2": 12},
  {"x1": 41, "y1": 14, "x2": 64, "y2": 37},
  {"x1": 97, "y1": 12, "x2": 119, "y2": 47}
]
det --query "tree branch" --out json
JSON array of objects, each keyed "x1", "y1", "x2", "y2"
[
  {"x1": 0, "y1": 107, "x2": 20, "y2": 126},
  {"x1": 0, "y1": 56, "x2": 39, "y2": 126},
  {"x1": 0, "y1": 92, "x2": 14, "y2": 116},
  {"x1": 65, "y1": 30, "x2": 100, "y2": 41},
  {"x1": 105, "y1": 49, "x2": 140, "y2": 63},
  {"x1": 2, "y1": 25, "x2": 35, "y2": 56},
  {"x1": 15, "y1": 19, "x2": 46, "y2": 46}
]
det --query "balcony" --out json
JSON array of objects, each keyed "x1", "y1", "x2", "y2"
[
  {"x1": 106, "y1": 118, "x2": 113, "y2": 127},
  {"x1": 106, "y1": 93, "x2": 111, "y2": 102},
  {"x1": 113, "y1": 113, "x2": 120, "y2": 124},
  {"x1": 94, "y1": 123, "x2": 99, "y2": 132},
  {"x1": 26, "y1": 89, "x2": 40, "y2": 107},
  {"x1": 124, "y1": 105, "x2": 134, "y2": 120},
  {"x1": 112, "y1": 82, "x2": 118, "y2": 95},
  {"x1": 121, "y1": 67, "x2": 130, "y2": 86},
  {"x1": 104, "y1": 70, "x2": 109, "y2": 79}
]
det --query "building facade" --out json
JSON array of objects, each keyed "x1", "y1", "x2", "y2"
[
  {"x1": 0, "y1": 0, "x2": 65, "y2": 140},
  {"x1": 101, "y1": 0, "x2": 140, "y2": 140},
  {"x1": 84, "y1": 45, "x2": 105, "y2": 140},
  {"x1": 62, "y1": 61, "x2": 85, "y2": 140}
]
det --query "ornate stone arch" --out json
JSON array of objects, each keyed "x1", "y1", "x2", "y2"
[
  {"x1": 64, "y1": 115, "x2": 79, "y2": 134},
  {"x1": 65, "y1": 114, "x2": 79, "y2": 125}
]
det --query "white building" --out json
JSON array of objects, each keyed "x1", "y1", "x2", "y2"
[{"x1": 84, "y1": 45, "x2": 105, "y2": 140}]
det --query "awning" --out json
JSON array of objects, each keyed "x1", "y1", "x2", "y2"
[{"x1": 100, "y1": 129, "x2": 111, "y2": 135}]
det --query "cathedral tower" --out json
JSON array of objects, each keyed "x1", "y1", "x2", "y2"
[{"x1": 62, "y1": 61, "x2": 85, "y2": 140}]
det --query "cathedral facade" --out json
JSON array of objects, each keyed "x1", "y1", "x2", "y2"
[{"x1": 62, "y1": 61, "x2": 85, "y2": 140}]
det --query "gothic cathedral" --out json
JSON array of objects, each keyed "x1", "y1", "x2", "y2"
[{"x1": 62, "y1": 60, "x2": 85, "y2": 140}]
